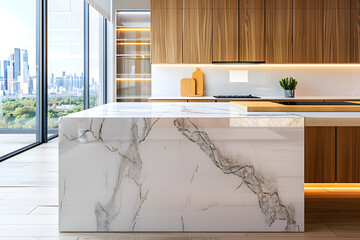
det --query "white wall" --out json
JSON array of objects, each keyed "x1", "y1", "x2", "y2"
[
  {"x1": 113, "y1": 0, "x2": 150, "y2": 10},
  {"x1": 152, "y1": 65, "x2": 360, "y2": 97}
]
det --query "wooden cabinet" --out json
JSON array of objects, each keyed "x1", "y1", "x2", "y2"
[
  {"x1": 212, "y1": 0, "x2": 238, "y2": 62},
  {"x1": 323, "y1": 0, "x2": 351, "y2": 63},
  {"x1": 337, "y1": 127, "x2": 360, "y2": 183},
  {"x1": 183, "y1": 0, "x2": 212, "y2": 63},
  {"x1": 265, "y1": 0, "x2": 293, "y2": 63},
  {"x1": 293, "y1": 0, "x2": 323, "y2": 63},
  {"x1": 239, "y1": 0, "x2": 265, "y2": 62},
  {"x1": 151, "y1": 0, "x2": 183, "y2": 63},
  {"x1": 351, "y1": 0, "x2": 360, "y2": 63},
  {"x1": 305, "y1": 127, "x2": 336, "y2": 183}
]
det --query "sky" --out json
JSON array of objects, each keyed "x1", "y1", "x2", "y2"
[
  {"x1": 0, "y1": 0, "x2": 101, "y2": 83},
  {"x1": 0, "y1": 0, "x2": 36, "y2": 76}
]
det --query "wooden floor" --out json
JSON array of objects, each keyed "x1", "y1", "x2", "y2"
[{"x1": 1, "y1": 139, "x2": 360, "y2": 239}]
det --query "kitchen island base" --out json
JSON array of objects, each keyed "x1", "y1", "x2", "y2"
[{"x1": 59, "y1": 103, "x2": 304, "y2": 232}]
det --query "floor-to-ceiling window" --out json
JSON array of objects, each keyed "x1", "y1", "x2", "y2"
[
  {"x1": 0, "y1": 0, "x2": 107, "y2": 161},
  {"x1": 0, "y1": 0, "x2": 40, "y2": 157},
  {"x1": 89, "y1": 5, "x2": 104, "y2": 108},
  {"x1": 48, "y1": 0, "x2": 84, "y2": 137}
]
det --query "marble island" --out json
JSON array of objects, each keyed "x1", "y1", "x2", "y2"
[{"x1": 59, "y1": 103, "x2": 304, "y2": 232}]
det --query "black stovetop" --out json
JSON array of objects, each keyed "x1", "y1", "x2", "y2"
[{"x1": 213, "y1": 94, "x2": 261, "y2": 99}]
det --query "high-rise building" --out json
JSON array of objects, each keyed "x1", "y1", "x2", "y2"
[
  {"x1": 14, "y1": 48, "x2": 21, "y2": 80},
  {"x1": 22, "y1": 50, "x2": 30, "y2": 83},
  {"x1": 7, "y1": 64, "x2": 14, "y2": 93},
  {"x1": 3, "y1": 60, "x2": 10, "y2": 90}
]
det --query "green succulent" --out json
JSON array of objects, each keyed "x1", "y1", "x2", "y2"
[{"x1": 279, "y1": 77, "x2": 298, "y2": 90}]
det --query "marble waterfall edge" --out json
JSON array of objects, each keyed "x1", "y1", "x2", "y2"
[{"x1": 59, "y1": 116, "x2": 304, "y2": 232}]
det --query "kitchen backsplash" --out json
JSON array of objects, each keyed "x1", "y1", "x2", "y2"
[{"x1": 151, "y1": 65, "x2": 360, "y2": 97}]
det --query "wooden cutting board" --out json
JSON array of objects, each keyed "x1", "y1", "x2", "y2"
[
  {"x1": 231, "y1": 101, "x2": 360, "y2": 112},
  {"x1": 181, "y1": 78, "x2": 196, "y2": 97},
  {"x1": 192, "y1": 68, "x2": 203, "y2": 96}
]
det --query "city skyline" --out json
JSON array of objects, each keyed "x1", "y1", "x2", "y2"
[{"x1": 0, "y1": 47, "x2": 99, "y2": 98}]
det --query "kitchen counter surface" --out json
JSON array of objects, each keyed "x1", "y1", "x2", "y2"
[
  {"x1": 65, "y1": 102, "x2": 299, "y2": 119},
  {"x1": 148, "y1": 96, "x2": 360, "y2": 101}
]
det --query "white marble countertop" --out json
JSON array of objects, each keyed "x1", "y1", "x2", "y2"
[{"x1": 64, "y1": 102, "x2": 299, "y2": 119}]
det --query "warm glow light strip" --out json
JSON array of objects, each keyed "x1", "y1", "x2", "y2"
[
  {"x1": 117, "y1": 11, "x2": 150, "y2": 14},
  {"x1": 117, "y1": 78, "x2": 152, "y2": 81},
  {"x1": 117, "y1": 42, "x2": 150, "y2": 45},
  {"x1": 305, "y1": 183, "x2": 360, "y2": 190},
  {"x1": 152, "y1": 64, "x2": 360, "y2": 67},
  {"x1": 117, "y1": 28, "x2": 150, "y2": 31}
]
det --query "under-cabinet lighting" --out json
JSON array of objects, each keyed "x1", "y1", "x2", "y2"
[
  {"x1": 117, "y1": 11, "x2": 150, "y2": 14},
  {"x1": 117, "y1": 28, "x2": 150, "y2": 31},
  {"x1": 117, "y1": 78, "x2": 152, "y2": 81},
  {"x1": 152, "y1": 64, "x2": 360, "y2": 67},
  {"x1": 305, "y1": 183, "x2": 360, "y2": 190},
  {"x1": 117, "y1": 42, "x2": 151, "y2": 45}
]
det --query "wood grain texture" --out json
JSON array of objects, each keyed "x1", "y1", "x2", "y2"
[
  {"x1": 151, "y1": 0, "x2": 182, "y2": 9},
  {"x1": 265, "y1": 0, "x2": 293, "y2": 63},
  {"x1": 293, "y1": 0, "x2": 323, "y2": 63},
  {"x1": 239, "y1": 0, "x2": 265, "y2": 62},
  {"x1": 183, "y1": 0, "x2": 212, "y2": 9},
  {"x1": 230, "y1": 101, "x2": 360, "y2": 112},
  {"x1": 212, "y1": 0, "x2": 239, "y2": 62},
  {"x1": 323, "y1": 0, "x2": 351, "y2": 63},
  {"x1": 151, "y1": 0, "x2": 183, "y2": 63},
  {"x1": 305, "y1": 126, "x2": 336, "y2": 183},
  {"x1": 183, "y1": 0, "x2": 212, "y2": 63},
  {"x1": 351, "y1": 0, "x2": 360, "y2": 63},
  {"x1": 337, "y1": 127, "x2": 360, "y2": 183}
]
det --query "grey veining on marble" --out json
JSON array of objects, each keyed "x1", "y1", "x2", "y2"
[
  {"x1": 174, "y1": 118, "x2": 299, "y2": 231},
  {"x1": 59, "y1": 111, "x2": 304, "y2": 232}
]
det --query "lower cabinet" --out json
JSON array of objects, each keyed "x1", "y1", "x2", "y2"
[
  {"x1": 337, "y1": 127, "x2": 360, "y2": 183},
  {"x1": 305, "y1": 126, "x2": 360, "y2": 183},
  {"x1": 305, "y1": 126, "x2": 336, "y2": 183}
]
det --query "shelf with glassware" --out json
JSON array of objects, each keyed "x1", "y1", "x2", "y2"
[{"x1": 116, "y1": 11, "x2": 151, "y2": 102}]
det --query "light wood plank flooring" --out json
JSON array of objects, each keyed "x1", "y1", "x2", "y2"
[{"x1": 1, "y1": 139, "x2": 360, "y2": 239}]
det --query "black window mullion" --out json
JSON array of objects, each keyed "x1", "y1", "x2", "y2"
[
  {"x1": 103, "y1": 17, "x2": 107, "y2": 104},
  {"x1": 38, "y1": 0, "x2": 48, "y2": 143},
  {"x1": 84, "y1": 1, "x2": 90, "y2": 109}
]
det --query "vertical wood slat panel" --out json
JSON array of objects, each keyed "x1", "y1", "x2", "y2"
[
  {"x1": 305, "y1": 126, "x2": 336, "y2": 183},
  {"x1": 293, "y1": 0, "x2": 323, "y2": 63},
  {"x1": 239, "y1": 0, "x2": 265, "y2": 62},
  {"x1": 351, "y1": 0, "x2": 360, "y2": 63},
  {"x1": 183, "y1": 0, "x2": 212, "y2": 63},
  {"x1": 213, "y1": 0, "x2": 239, "y2": 62},
  {"x1": 151, "y1": 0, "x2": 183, "y2": 63},
  {"x1": 265, "y1": 0, "x2": 293, "y2": 63},
  {"x1": 337, "y1": 127, "x2": 360, "y2": 183},
  {"x1": 323, "y1": 0, "x2": 351, "y2": 63}
]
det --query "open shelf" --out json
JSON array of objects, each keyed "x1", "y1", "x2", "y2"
[{"x1": 116, "y1": 11, "x2": 151, "y2": 102}]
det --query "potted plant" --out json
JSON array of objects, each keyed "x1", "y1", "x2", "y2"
[{"x1": 279, "y1": 77, "x2": 298, "y2": 98}]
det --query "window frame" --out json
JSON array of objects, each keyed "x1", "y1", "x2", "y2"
[{"x1": 0, "y1": 0, "x2": 108, "y2": 162}]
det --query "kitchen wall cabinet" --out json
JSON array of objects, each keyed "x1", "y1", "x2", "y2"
[
  {"x1": 265, "y1": 0, "x2": 293, "y2": 63},
  {"x1": 293, "y1": 0, "x2": 323, "y2": 63},
  {"x1": 337, "y1": 127, "x2": 360, "y2": 183},
  {"x1": 212, "y1": 0, "x2": 239, "y2": 62},
  {"x1": 305, "y1": 127, "x2": 336, "y2": 183},
  {"x1": 151, "y1": 0, "x2": 183, "y2": 64},
  {"x1": 351, "y1": 0, "x2": 360, "y2": 63},
  {"x1": 239, "y1": 0, "x2": 265, "y2": 62},
  {"x1": 323, "y1": 0, "x2": 351, "y2": 63},
  {"x1": 183, "y1": 0, "x2": 212, "y2": 63}
]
